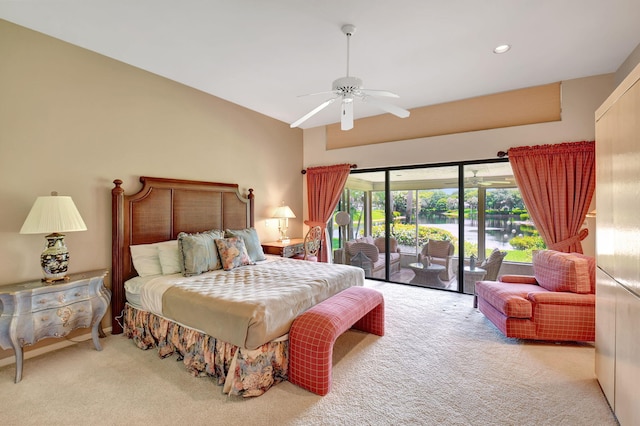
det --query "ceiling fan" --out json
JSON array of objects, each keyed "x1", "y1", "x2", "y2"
[
  {"x1": 442, "y1": 170, "x2": 506, "y2": 187},
  {"x1": 466, "y1": 170, "x2": 513, "y2": 187},
  {"x1": 290, "y1": 24, "x2": 410, "y2": 131},
  {"x1": 468, "y1": 170, "x2": 492, "y2": 186}
]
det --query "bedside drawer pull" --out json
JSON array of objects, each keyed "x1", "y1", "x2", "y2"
[
  {"x1": 58, "y1": 295, "x2": 65, "y2": 303},
  {"x1": 38, "y1": 299, "x2": 48, "y2": 304}
]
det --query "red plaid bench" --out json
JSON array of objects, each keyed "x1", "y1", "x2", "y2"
[{"x1": 288, "y1": 286, "x2": 385, "y2": 395}]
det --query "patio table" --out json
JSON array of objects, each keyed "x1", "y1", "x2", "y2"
[{"x1": 408, "y1": 262, "x2": 446, "y2": 287}]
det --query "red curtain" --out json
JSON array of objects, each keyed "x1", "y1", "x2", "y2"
[
  {"x1": 305, "y1": 164, "x2": 352, "y2": 262},
  {"x1": 508, "y1": 141, "x2": 595, "y2": 253}
]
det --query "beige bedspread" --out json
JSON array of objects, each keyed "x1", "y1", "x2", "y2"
[{"x1": 143, "y1": 257, "x2": 364, "y2": 349}]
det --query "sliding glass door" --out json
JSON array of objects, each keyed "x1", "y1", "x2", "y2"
[
  {"x1": 386, "y1": 166, "x2": 459, "y2": 288},
  {"x1": 332, "y1": 159, "x2": 542, "y2": 292}
]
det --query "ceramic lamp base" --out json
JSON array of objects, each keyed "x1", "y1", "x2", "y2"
[{"x1": 41, "y1": 233, "x2": 70, "y2": 283}]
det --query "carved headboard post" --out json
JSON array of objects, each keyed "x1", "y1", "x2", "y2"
[
  {"x1": 248, "y1": 188, "x2": 255, "y2": 227},
  {"x1": 111, "y1": 179, "x2": 125, "y2": 334}
]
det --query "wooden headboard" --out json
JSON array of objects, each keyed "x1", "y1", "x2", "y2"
[{"x1": 111, "y1": 176, "x2": 254, "y2": 334}]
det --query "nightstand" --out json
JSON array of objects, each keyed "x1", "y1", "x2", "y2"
[
  {"x1": 261, "y1": 239, "x2": 305, "y2": 258},
  {"x1": 0, "y1": 269, "x2": 110, "y2": 383}
]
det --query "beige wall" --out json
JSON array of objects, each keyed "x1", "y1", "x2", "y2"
[{"x1": 0, "y1": 19, "x2": 304, "y2": 290}]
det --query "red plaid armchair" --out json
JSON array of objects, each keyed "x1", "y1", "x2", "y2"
[{"x1": 475, "y1": 250, "x2": 595, "y2": 342}]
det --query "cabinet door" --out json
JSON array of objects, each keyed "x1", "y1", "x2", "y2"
[
  {"x1": 595, "y1": 268, "x2": 616, "y2": 406},
  {"x1": 615, "y1": 285, "x2": 640, "y2": 426}
]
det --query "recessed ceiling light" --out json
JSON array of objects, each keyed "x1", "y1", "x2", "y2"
[{"x1": 493, "y1": 44, "x2": 511, "y2": 54}]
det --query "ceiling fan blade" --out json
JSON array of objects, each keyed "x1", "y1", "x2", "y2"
[
  {"x1": 290, "y1": 97, "x2": 339, "y2": 128},
  {"x1": 359, "y1": 89, "x2": 399, "y2": 98},
  {"x1": 363, "y1": 96, "x2": 410, "y2": 118},
  {"x1": 341, "y1": 99, "x2": 354, "y2": 131},
  {"x1": 298, "y1": 89, "x2": 339, "y2": 98}
]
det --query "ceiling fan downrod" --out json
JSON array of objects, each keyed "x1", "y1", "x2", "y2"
[{"x1": 342, "y1": 24, "x2": 356, "y2": 77}]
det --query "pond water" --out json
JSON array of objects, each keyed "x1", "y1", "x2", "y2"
[
  {"x1": 416, "y1": 213, "x2": 535, "y2": 250},
  {"x1": 338, "y1": 213, "x2": 537, "y2": 252}
]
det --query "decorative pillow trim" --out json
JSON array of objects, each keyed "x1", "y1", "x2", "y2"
[{"x1": 178, "y1": 230, "x2": 224, "y2": 276}]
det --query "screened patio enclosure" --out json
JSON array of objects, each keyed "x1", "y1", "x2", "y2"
[{"x1": 331, "y1": 160, "x2": 541, "y2": 293}]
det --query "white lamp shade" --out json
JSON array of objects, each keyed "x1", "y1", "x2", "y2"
[
  {"x1": 20, "y1": 195, "x2": 87, "y2": 234},
  {"x1": 272, "y1": 205, "x2": 296, "y2": 219}
]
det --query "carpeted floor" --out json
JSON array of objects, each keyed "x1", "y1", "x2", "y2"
[{"x1": 0, "y1": 280, "x2": 617, "y2": 425}]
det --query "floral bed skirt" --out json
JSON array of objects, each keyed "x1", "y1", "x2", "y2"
[{"x1": 123, "y1": 304, "x2": 289, "y2": 397}]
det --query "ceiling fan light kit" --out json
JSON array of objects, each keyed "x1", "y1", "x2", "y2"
[{"x1": 290, "y1": 24, "x2": 410, "y2": 130}]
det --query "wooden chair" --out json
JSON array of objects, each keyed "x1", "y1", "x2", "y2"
[{"x1": 293, "y1": 226, "x2": 322, "y2": 261}]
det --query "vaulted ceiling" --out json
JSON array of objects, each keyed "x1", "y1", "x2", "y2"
[{"x1": 2, "y1": 1, "x2": 639, "y2": 128}]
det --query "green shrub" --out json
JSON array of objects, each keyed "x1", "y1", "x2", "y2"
[
  {"x1": 520, "y1": 213, "x2": 529, "y2": 221},
  {"x1": 509, "y1": 235, "x2": 546, "y2": 250},
  {"x1": 371, "y1": 224, "x2": 457, "y2": 249},
  {"x1": 464, "y1": 240, "x2": 479, "y2": 257}
]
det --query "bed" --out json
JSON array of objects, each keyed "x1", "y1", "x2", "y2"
[{"x1": 111, "y1": 176, "x2": 364, "y2": 397}]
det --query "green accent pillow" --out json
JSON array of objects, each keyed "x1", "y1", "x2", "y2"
[
  {"x1": 177, "y1": 230, "x2": 224, "y2": 276},
  {"x1": 225, "y1": 228, "x2": 266, "y2": 262}
]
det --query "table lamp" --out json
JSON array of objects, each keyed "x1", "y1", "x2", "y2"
[
  {"x1": 272, "y1": 203, "x2": 296, "y2": 243},
  {"x1": 20, "y1": 192, "x2": 87, "y2": 283}
]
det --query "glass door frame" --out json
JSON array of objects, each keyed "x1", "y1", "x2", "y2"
[{"x1": 344, "y1": 157, "x2": 511, "y2": 292}]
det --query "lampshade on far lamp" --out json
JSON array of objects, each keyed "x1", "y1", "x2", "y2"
[
  {"x1": 272, "y1": 204, "x2": 296, "y2": 243},
  {"x1": 20, "y1": 192, "x2": 87, "y2": 283}
]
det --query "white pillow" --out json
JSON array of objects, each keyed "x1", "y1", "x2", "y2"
[
  {"x1": 157, "y1": 240, "x2": 181, "y2": 275},
  {"x1": 130, "y1": 243, "x2": 162, "y2": 277}
]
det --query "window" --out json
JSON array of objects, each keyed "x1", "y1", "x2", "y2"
[{"x1": 332, "y1": 160, "x2": 544, "y2": 292}]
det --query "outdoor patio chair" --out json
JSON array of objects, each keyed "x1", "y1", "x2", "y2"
[
  {"x1": 418, "y1": 239, "x2": 455, "y2": 281},
  {"x1": 480, "y1": 248, "x2": 507, "y2": 281}
]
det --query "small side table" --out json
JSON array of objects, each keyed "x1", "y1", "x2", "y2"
[
  {"x1": 261, "y1": 239, "x2": 304, "y2": 258},
  {"x1": 408, "y1": 263, "x2": 446, "y2": 287},
  {"x1": 0, "y1": 269, "x2": 110, "y2": 383},
  {"x1": 463, "y1": 266, "x2": 486, "y2": 307}
]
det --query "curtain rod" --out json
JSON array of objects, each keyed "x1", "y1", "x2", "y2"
[
  {"x1": 301, "y1": 164, "x2": 357, "y2": 174},
  {"x1": 497, "y1": 151, "x2": 508, "y2": 158}
]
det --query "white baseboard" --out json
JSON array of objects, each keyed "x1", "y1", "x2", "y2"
[{"x1": 0, "y1": 327, "x2": 113, "y2": 368}]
